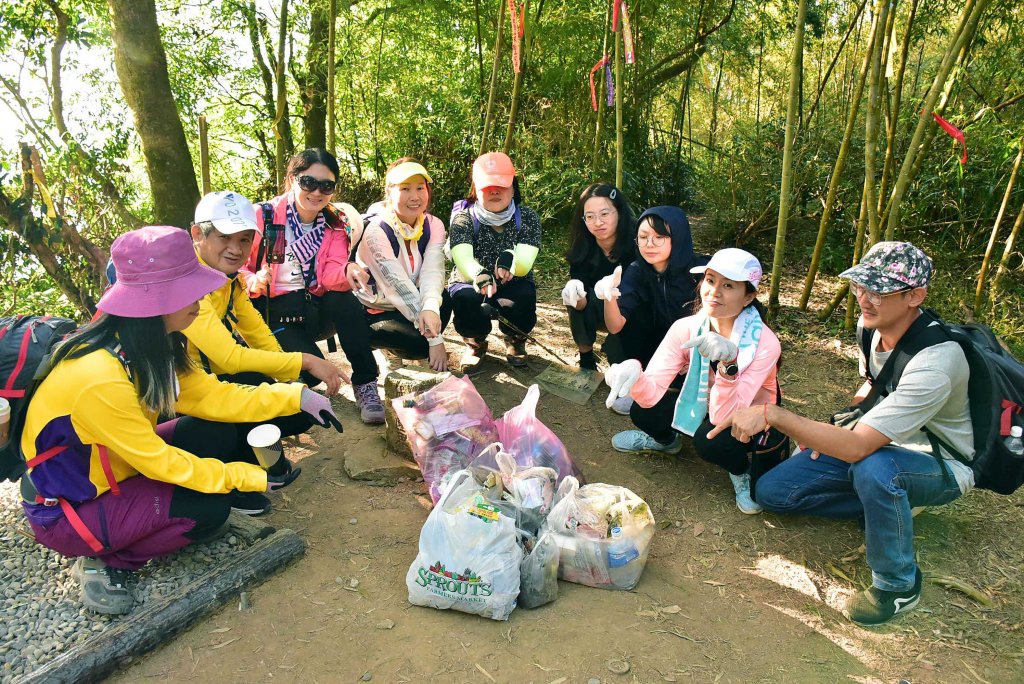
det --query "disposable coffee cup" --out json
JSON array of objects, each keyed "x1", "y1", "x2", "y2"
[
  {"x1": 247, "y1": 424, "x2": 283, "y2": 470},
  {"x1": 0, "y1": 397, "x2": 10, "y2": 445}
]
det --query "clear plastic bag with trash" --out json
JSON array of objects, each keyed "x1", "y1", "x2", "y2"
[
  {"x1": 470, "y1": 444, "x2": 558, "y2": 537},
  {"x1": 517, "y1": 528, "x2": 559, "y2": 609},
  {"x1": 546, "y1": 476, "x2": 655, "y2": 590}
]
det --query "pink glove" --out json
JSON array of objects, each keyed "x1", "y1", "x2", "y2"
[{"x1": 300, "y1": 387, "x2": 343, "y2": 432}]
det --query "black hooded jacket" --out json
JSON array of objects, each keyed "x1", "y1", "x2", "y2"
[{"x1": 617, "y1": 206, "x2": 708, "y2": 332}]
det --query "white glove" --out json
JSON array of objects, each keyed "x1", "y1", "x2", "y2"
[
  {"x1": 561, "y1": 279, "x2": 586, "y2": 308},
  {"x1": 604, "y1": 359, "x2": 642, "y2": 408},
  {"x1": 594, "y1": 265, "x2": 622, "y2": 301},
  {"x1": 682, "y1": 332, "x2": 738, "y2": 363}
]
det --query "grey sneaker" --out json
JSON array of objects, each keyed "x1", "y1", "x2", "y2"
[
  {"x1": 728, "y1": 472, "x2": 763, "y2": 514},
  {"x1": 612, "y1": 430, "x2": 683, "y2": 455},
  {"x1": 72, "y1": 557, "x2": 134, "y2": 615},
  {"x1": 354, "y1": 381, "x2": 385, "y2": 425},
  {"x1": 610, "y1": 394, "x2": 634, "y2": 416}
]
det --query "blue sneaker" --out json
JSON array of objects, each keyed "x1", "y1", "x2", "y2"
[
  {"x1": 728, "y1": 472, "x2": 763, "y2": 514},
  {"x1": 612, "y1": 430, "x2": 683, "y2": 455}
]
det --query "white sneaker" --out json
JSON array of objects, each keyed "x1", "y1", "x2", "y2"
[
  {"x1": 728, "y1": 472, "x2": 763, "y2": 514},
  {"x1": 610, "y1": 394, "x2": 634, "y2": 416},
  {"x1": 612, "y1": 430, "x2": 683, "y2": 455}
]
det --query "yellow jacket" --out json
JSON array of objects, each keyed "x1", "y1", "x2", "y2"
[
  {"x1": 22, "y1": 348, "x2": 304, "y2": 499},
  {"x1": 183, "y1": 254, "x2": 302, "y2": 380}
]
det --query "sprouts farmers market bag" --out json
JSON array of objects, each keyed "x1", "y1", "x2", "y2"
[{"x1": 407, "y1": 470, "x2": 523, "y2": 621}]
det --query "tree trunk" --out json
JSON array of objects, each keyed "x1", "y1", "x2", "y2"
[
  {"x1": 877, "y1": 0, "x2": 919, "y2": 223},
  {"x1": 106, "y1": 0, "x2": 199, "y2": 228},
  {"x1": 767, "y1": 0, "x2": 808, "y2": 318},
  {"x1": 327, "y1": 0, "x2": 338, "y2": 152},
  {"x1": 614, "y1": 17, "x2": 624, "y2": 189},
  {"x1": 882, "y1": 0, "x2": 991, "y2": 238},
  {"x1": 863, "y1": 0, "x2": 892, "y2": 246},
  {"x1": 302, "y1": 1, "x2": 328, "y2": 150},
  {"x1": 799, "y1": 8, "x2": 880, "y2": 310},
  {"x1": 198, "y1": 114, "x2": 212, "y2": 194},
  {"x1": 474, "y1": 0, "x2": 485, "y2": 103},
  {"x1": 975, "y1": 140, "x2": 1023, "y2": 310},
  {"x1": 503, "y1": 0, "x2": 530, "y2": 153},
  {"x1": 273, "y1": 0, "x2": 291, "y2": 185},
  {"x1": 707, "y1": 51, "x2": 725, "y2": 172},
  {"x1": 480, "y1": 2, "x2": 506, "y2": 155},
  {"x1": 804, "y1": 0, "x2": 868, "y2": 129}
]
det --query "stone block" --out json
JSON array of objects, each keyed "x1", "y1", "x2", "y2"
[{"x1": 383, "y1": 366, "x2": 450, "y2": 459}]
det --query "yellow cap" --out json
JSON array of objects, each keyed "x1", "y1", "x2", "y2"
[{"x1": 385, "y1": 161, "x2": 433, "y2": 186}]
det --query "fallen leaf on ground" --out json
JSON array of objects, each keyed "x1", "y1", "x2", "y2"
[{"x1": 693, "y1": 523, "x2": 705, "y2": 537}]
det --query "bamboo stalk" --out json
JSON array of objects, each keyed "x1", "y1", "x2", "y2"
[
  {"x1": 768, "y1": 0, "x2": 808, "y2": 318},
  {"x1": 614, "y1": 15, "x2": 623, "y2": 189},
  {"x1": 198, "y1": 114, "x2": 211, "y2": 195},
  {"x1": 327, "y1": 0, "x2": 337, "y2": 152},
  {"x1": 503, "y1": 0, "x2": 530, "y2": 153},
  {"x1": 480, "y1": 2, "x2": 506, "y2": 155},
  {"x1": 863, "y1": 0, "x2": 892, "y2": 247},
  {"x1": 974, "y1": 139, "x2": 1023, "y2": 310},
  {"x1": 988, "y1": 198, "x2": 1024, "y2": 306}
]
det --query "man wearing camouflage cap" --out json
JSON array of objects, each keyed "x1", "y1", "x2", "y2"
[{"x1": 709, "y1": 242, "x2": 974, "y2": 626}]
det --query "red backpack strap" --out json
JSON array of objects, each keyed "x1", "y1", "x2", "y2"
[
  {"x1": 1, "y1": 318, "x2": 40, "y2": 398},
  {"x1": 97, "y1": 445, "x2": 120, "y2": 496},
  {"x1": 26, "y1": 445, "x2": 68, "y2": 468},
  {"x1": 57, "y1": 498, "x2": 105, "y2": 554}
]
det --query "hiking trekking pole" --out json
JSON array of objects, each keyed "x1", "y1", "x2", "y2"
[{"x1": 480, "y1": 300, "x2": 573, "y2": 366}]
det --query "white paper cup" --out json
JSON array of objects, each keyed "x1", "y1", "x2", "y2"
[
  {"x1": 0, "y1": 397, "x2": 10, "y2": 445},
  {"x1": 247, "y1": 424, "x2": 283, "y2": 469}
]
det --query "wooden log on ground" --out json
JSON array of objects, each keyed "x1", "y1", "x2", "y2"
[
  {"x1": 20, "y1": 529, "x2": 306, "y2": 684},
  {"x1": 226, "y1": 509, "x2": 275, "y2": 543}
]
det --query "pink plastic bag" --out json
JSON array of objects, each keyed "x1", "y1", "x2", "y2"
[
  {"x1": 485, "y1": 385, "x2": 585, "y2": 485},
  {"x1": 393, "y1": 375, "x2": 499, "y2": 502}
]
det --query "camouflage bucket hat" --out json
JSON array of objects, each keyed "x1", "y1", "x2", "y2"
[{"x1": 838, "y1": 241, "x2": 932, "y2": 293}]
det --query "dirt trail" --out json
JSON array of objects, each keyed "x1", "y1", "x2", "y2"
[{"x1": 113, "y1": 301, "x2": 1024, "y2": 684}]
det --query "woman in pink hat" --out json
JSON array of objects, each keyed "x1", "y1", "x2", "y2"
[
  {"x1": 447, "y1": 151, "x2": 542, "y2": 370},
  {"x1": 19, "y1": 226, "x2": 339, "y2": 615},
  {"x1": 602, "y1": 248, "x2": 788, "y2": 515},
  {"x1": 351, "y1": 157, "x2": 453, "y2": 371},
  {"x1": 239, "y1": 148, "x2": 386, "y2": 425}
]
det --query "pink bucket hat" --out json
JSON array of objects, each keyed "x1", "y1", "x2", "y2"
[{"x1": 97, "y1": 226, "x2": 227, "y2": 318}]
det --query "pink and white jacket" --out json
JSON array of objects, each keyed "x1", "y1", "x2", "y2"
[{"x1": 631, "y1": 313, "x2": 781, "y2": 425}]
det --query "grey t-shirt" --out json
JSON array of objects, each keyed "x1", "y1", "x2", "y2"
[{"x1": 859, "y1": 319, "x2": 975, "y2": 493}]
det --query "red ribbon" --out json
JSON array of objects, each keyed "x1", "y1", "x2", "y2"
[
  {"x1": 612, "y1": 0, "x2": 621, "y2": 32},
  {"x1": 589, "y1": 56, "x2": 609, "y2": 111},
  {"x1": 508, "y1": 0, "x2": 523, "y2": 74},
  {"x1": 931, "y1": 112, "x2": 967, "y2": 165}
]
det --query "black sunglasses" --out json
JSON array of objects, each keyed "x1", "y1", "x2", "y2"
[{"x1": 296, "y1": 175, "x2": 337, "y2": 194}]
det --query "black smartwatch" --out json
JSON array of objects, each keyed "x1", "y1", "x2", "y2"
[{"x1": 721, "y1": 359, "x2": 739, "y2": 377}]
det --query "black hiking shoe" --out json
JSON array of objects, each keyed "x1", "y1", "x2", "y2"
[
  {"x1": 579, "y1": 350, "x2": 598, "y2": 371},
  {"x1": 846, "y1": 568, "x2": 923, "y2": 626},
  {"x1": 72, "y1": 557, "x2": 134, "y2": 615},
  {"x1": 231, "y1": 490, "x2": 272, "y2": 516}
]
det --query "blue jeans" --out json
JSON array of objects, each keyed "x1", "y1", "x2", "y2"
[{"x1": 755, "y1": 447, "x2": 962, "y2": 592}]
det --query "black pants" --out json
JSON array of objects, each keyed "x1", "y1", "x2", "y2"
[
  {"x1": 165, "y1": 418, "x2": 244, "y2": 541},
  {"x1": 365, "y1": 289, "x2": 453, "y2": 359},
  {"x1": 255, "y1": 290, "x2": 379, "y2": 386},
  {"x1": 630, "y1": 386, "x2": 787, "y2": 478},
  {"x1": 566, "y1": 289, "x2": 625, "y2": 363},
  {"x1": 218, "y1": 371, "x2": 316, "y2": 472},
  {"x1": 450, "y1": 279, "x2": 537, "y2": 340}
]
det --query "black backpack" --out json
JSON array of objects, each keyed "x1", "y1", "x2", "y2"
[
  {"x1": 857, "y1": 309, "x2": 1024, "y2": 494},
  {"x1": 0, "y1": 316, "x2": 80, "y2": 482}
]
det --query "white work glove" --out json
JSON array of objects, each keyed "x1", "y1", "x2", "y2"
[
  {"x1": 682, "y1": 331, "x2": 738, "y2": 363},
  {"x1": 604, "y1": 359, "x2": 642, "y2": 408},
  {"x1": 594, "y1": 265, "x2": 622, "y2": 302},
  {"x1": 561, "y1": 279, "x2": 586, "y2": 308}
]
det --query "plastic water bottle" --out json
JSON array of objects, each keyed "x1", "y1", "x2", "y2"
[
  {"x1": 606, "y1": 527, "x2": 642, "y2": 589},
  {"x1": 1005, "y1": 426, "x2": 1024, "y2": 456}
]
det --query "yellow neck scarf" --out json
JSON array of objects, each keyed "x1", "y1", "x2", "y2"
[{"x1": 388, "y1": 205, "x2": 425, "y2": 242}]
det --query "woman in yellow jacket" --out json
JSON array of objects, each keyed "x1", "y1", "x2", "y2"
[{"x1": 20, "y1": 226, "x2": 339, "y2": 615}]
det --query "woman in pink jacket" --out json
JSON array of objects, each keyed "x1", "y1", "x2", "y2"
[
  {"x1": 239, "y1": 148, "x2": 385, "y2": 425},
  {"x1": 604, "y1": 248, "x2": 787, "y2": 514}
]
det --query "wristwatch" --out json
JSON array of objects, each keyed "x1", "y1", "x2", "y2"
[{"x1": 721, "y1": 358, "x2": 739, "y2": 377}]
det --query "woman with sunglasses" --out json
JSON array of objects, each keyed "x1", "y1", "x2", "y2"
[
  {"x1": 352, "y1": 158, "x2": 452, "y2": 371},
  {"x1": 562, "y1": 182, "x2": 636, "y2": 370},
  {"x1": 240, "y1": 148, "x2": 385, "y2": 425},
  {"x1": 448, "y1": 152, "x2": 542, "y2": 370},
  {"x1": 19, "y1": 226, "x2": 334, "y2": 614},
  {"x1": 603, "y1": 248, "x2": 787, "y2": 515},
  {"x1": 595, "y1": 206, "x2": 705, "y2": 414}
]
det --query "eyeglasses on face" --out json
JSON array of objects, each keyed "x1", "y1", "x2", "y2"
[
  {"x1": 584, "y1": 208, "x2": 617, "y2": 225},
  {"x1": 297, "y1": 175, "x2": 337, "y2": 194},
  {"x1": 636, "y1": 233, "x2": 669, "y2": 247},
  {"x1": 851, "y1": 283, "x2": 912, "y2": 306}
]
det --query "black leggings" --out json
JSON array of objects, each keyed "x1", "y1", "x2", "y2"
[
  {"x1": 450, "y1": 278, "x2": 537, "y2": 340},
  {"x1": 165, "y1": 418, "x2": 245, "y2": 541},
  {"x1": 566, "y1": 289, "x2": 627, "y2": 363},
  {"x1": 365, "y1": 290, "x2": 453, "y2": 359},
  {"x1": 256, "y1": 290, "x2": 379, "y2": 386},
  {"x1": 218, "y1": 371, "x2": 315, "y2": 474},
  {"x1": 629, "y1": 386, "x2": 786, "y2": 477}
]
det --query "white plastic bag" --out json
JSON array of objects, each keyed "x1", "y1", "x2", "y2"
[
  {"x1": 470, "y1": 445, "x2": 558, "y2": 536},
  {"x1": 406, "y1": 470, "x2": 523, "y2": 620},
  {"x1": 546, "y1": 477, "x2": 656, "y2": 590},
  {"x1": 518, "y1": 530, "x2": 559, "y2": 609}
]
